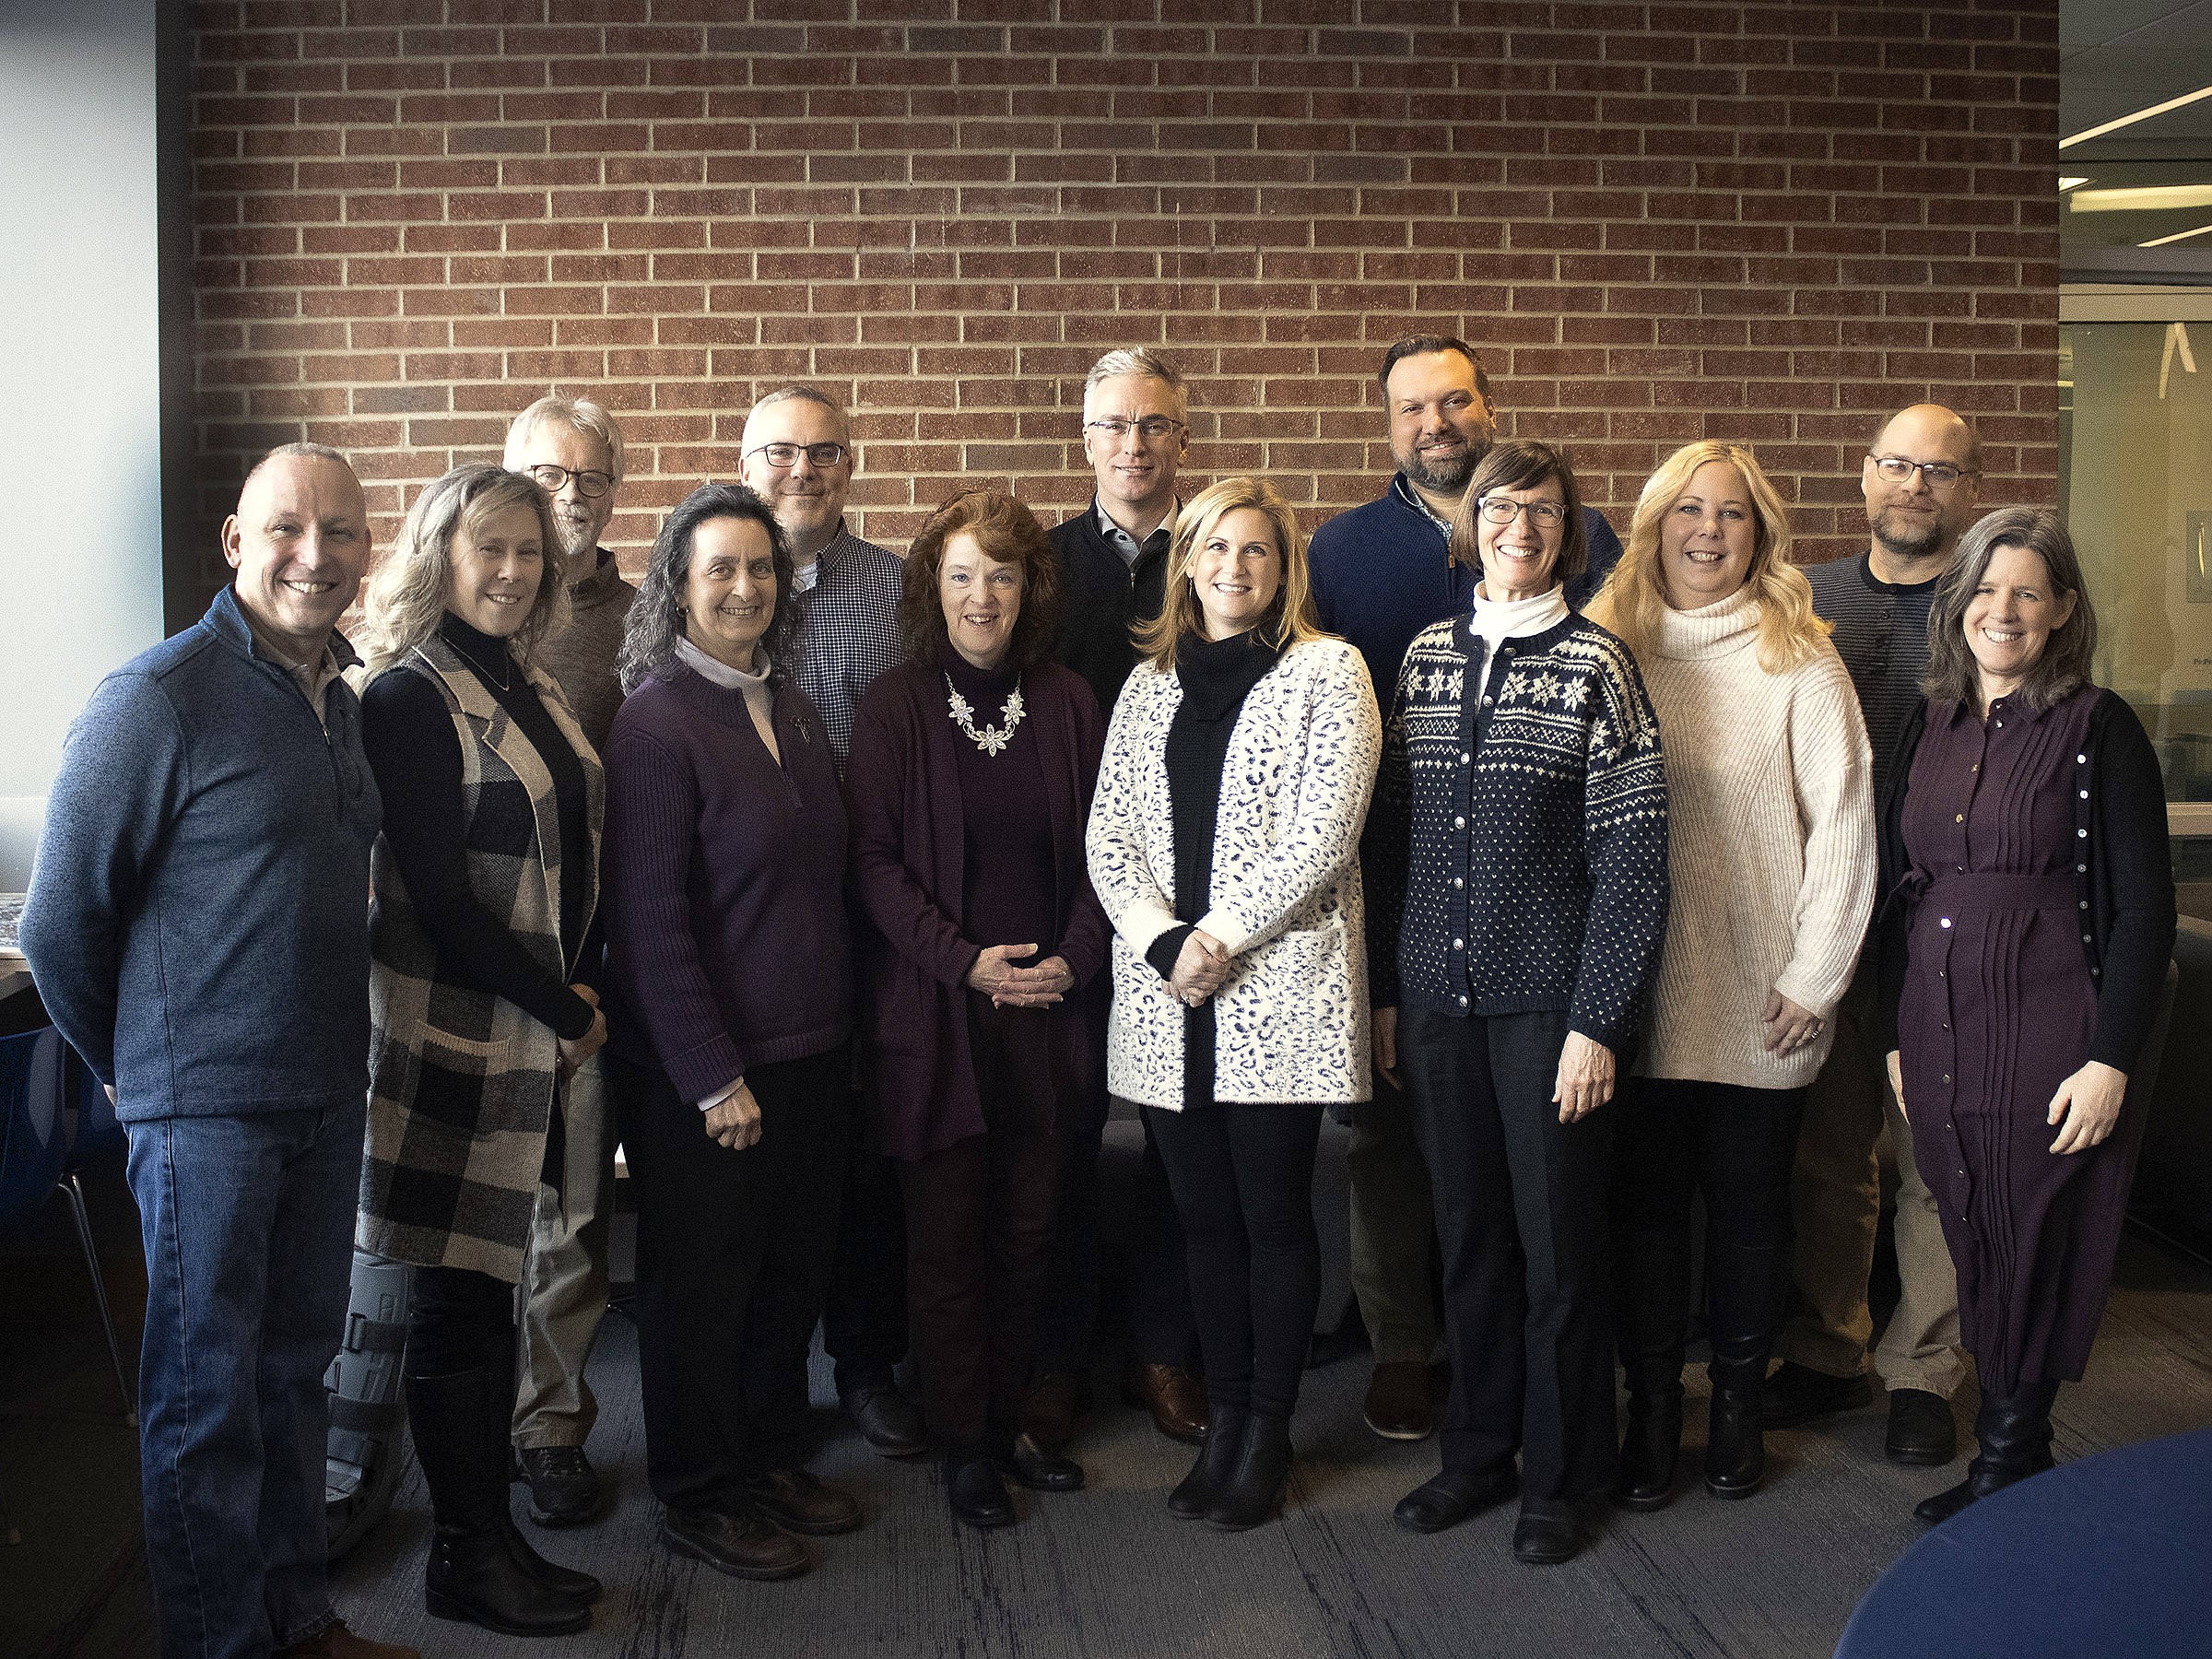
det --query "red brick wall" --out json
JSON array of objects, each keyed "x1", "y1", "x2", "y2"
[{"x1": 185, "y1": 0, "x2": 2059, "y2": 590}]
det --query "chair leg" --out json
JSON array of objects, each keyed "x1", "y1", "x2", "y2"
[{"x1": 60, "y1": 1174, "x2": 137, "y2": 1428}]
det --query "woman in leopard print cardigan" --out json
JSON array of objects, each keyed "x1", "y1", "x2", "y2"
[{"x1": 1087, "y1": 477, "x2": 1381, "y2": 1535}]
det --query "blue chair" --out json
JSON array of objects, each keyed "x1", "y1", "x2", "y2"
[
  {"x1": 0, "y1": 1030, "x2": 135, "y2": 1428},
  {"x1": 58, "y1": 1047, "x2": 136, "y2": 1428}
]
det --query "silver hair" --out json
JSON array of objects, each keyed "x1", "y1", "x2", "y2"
[
  {"x1": 503, "y1": 394, "x2": 627, "y2": 480},
  {"x1": 1081, "y1": 347, "x2": 1187, "y2": 422},
  {"x1": 746, "y1": 384, "x2": 849, "y2": 435}
]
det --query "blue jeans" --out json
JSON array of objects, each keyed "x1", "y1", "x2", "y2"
[{"x1": 128, "y1": 1100, "x2": 365, "y2": 1658}]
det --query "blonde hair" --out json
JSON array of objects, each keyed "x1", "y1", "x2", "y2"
[
  {"x1": 359, "y1": 465, "x2": 569, "y2": 675},
  {"x1": 1134, "y1": 476, "x2": 1325, "y2": 674},
  {"x1": 1590, "y1": 441, "x2": 1830, "y2": 674},
  {"x1": 503, "y1": 394, "x2": 626, "y2": 481}
]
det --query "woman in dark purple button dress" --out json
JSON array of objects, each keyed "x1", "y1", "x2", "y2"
[{"x1": 1877, "y1": 506, "x2": 2175, "y2": 1527}]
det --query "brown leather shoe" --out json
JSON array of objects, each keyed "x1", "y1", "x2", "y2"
[
  {"x1": 1364, "y1": 1360, "x2": 1436, "y2": 1441},
  {"x1": 278, "y1": 1621, "x2": 421, "y2": 1659},
  {"x1": 1023, "y1": 1370, "x2": 1095, "y2": 1452},
  {"x1": 1121, "y1": 1361, "x2": 1208, "y2": 1444}
]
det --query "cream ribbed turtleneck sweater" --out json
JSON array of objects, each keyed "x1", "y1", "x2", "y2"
[{"x1": 1635, "y1": 590, "x2": 1876, "y2": 1089}]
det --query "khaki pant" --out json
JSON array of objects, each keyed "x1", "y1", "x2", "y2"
[
  {"x1": 512, "y1": 1051, "x2": 617, "y2": 1449},
  {"x1": 1778, "y1": 954, "x2": 1966, "y2": 1398},
  {"x1": 1347, "y1": 1075, "x2": 1441, "y2": 1366}
]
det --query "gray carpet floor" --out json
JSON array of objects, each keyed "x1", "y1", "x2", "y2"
[{"x1": 308, "y1": 1234, "x2": 2212, "y2": 1659}]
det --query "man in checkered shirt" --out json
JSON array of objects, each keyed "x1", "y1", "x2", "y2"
[
  {"x1": 737, "y1": 385, "x2": 904, "y2": 771},
  {"x1": 736, "y1": 385, "x2": 924, "y2": 1461}
]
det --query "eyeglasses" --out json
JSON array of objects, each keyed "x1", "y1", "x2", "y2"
[
  {"x1": 747, "y1": 441, "x2": 850, "y2": 469},
  {"x1": 1475, "y1": 496, "x2": 1569, "y2": 527},
  {"x1": 1085, "y1": 417, "x2": 1186, "y2": 442},
  {"x1": 1868, "y1": 454, "x2": 1976, "y2": 489},
  {"x1": 524, "y1": 464, "x2": 614, "y2": 499}
]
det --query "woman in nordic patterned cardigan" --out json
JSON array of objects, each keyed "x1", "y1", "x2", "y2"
[
  {"x1": 1088, "y1": 476, "x2": 1382, "y2": 1534},
  {"x1": 847, "y1": 489, "x2": 1112, "y2": 1532},
  {"x1": 599, "y1": 484, "x2": 859, "y2": 1583},
  {"x1": 1366, "y1": 440, "x2": 1670, "y2": 1567},
  {"x1": 355, "y1": 464, "x2": 607, "y2": 1638}
]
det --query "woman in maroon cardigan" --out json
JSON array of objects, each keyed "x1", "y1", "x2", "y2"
[
  {"x1": 600, "y1": 484, "x2": 857, "y2": 1583},
  {"x1": 848, "y1": 488, "x2": 1112, "y2": 1530}
]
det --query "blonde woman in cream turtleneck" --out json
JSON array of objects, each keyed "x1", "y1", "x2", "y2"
[{"x1": 1587, "y1": 441, "x2": 1875, "y2": 1513}]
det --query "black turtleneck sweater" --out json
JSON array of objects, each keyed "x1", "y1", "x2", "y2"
[
  {"x1": 1144, "y1": 627, "x2": 1285, "y2": 1107},
  {"x1": 944, "y1": 648, "x2": 1059, "y2": 962},
  {"x1": 360, "y1": 612, "x2": 595, "y2": 1041}
]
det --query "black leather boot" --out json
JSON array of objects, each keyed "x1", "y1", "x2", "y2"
[
  {"x1": 944, "y1": 1441, "x2": 1015, "y2": 1529},
  {"x1": 1614, "y1": 1387, "x2": 1683, "y2": 1511},
  {"x1": 482, "y1": 1323, "x2": 603, "y2": 1604},
  {"x1": 1704, "y1": 1386, "x2": 1765, "y2": 1500},
  {"x1": 1169, "y1": 1406, "x2": 1248, "y2": 1520},
  {"x1": 1204, "y1": 1412, "x2": 1291, "y2": 1532},
  {"x1": 1914, "y1": 1381, "x2": 2058, "y2": 1526},
  {"x1": 406, "y1": 1367, "x2": 591, "y2": 1637}
]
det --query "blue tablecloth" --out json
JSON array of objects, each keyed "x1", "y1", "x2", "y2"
[{"x1": 1837, "y1": 1425, "x2": 2212, "y2": 1657}]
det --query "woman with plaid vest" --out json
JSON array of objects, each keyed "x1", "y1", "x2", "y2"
[
  {"x1": 355, "y1": 465, "x2": 608, "y2": 1639},
  {"x1": 1366, "y1": 440, "x2": 1670, "y2": 1566}
]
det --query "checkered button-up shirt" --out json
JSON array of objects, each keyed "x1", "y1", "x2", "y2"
[{"x1": 789, "y1": 523, "x2": 904, "y2": 771}]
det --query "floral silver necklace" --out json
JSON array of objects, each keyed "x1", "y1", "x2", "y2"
[{"x1": 945, "y1": 672, "x2": 1025, "y2": 757}]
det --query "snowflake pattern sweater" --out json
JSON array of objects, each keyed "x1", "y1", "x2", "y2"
[{"x1": 1365, "y1": 609, "x2": 1671, "y2": 1053}]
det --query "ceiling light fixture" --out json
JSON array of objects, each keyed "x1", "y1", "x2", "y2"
[
  {"x1": 2061, "y1": 177, "x2": 2090, "y2": 191},
  {"x1": 2070, "y1": 182, "x2": 2212, "y2": 213},
  {"x1": 2139, "y1": 223, "x2": 2212, "y2": 248},
  {"x1": 2062, "y1": 83, "x2": 2212, "y2": 149}
]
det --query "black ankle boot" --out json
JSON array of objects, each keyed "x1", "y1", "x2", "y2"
[
  {"x1": 1169, "y1": 1406, "x2": 1248, "y2": 1520},
  {"x1": 944, "y1": 1442, "x2": 1014, "y2": 1529},
  {"x1": 406, "y1": 1367, "x2": 591, "y2": 1637},
  {"x1": 1914, "y1": 1381, "x2": 2058, "y2": 1526},
  {"x1": 478, "y1": 1325, "x2": 602, "y2": 1605},
  {"x1": 1704, "y1": 1386, "x2": 1765, "y2": 1500},
  {"x1": 1204, "y1": 1412, "x2": 1291, "y2": 1532},
  {"x1": 1615, "y1": 1387, "x2": 1683, "y2": 1511}
]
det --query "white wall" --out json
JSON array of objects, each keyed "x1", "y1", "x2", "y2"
[{"x1": 0, "y1": 0, "x2": 166, "y2": 888}]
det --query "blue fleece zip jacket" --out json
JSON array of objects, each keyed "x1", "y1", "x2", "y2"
[
  {"x1": 20, "y1": 586, "x2": 382, "y2": 1121},
  {"x1": 1308, "y1": 472, "x2": 1624, "y2": 708}
]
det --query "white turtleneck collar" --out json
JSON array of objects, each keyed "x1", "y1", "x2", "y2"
[
  {"x1": 676, "y1": 636, "x2": 780, "y2": 760},
  {"x1": 1469, "y1": 582, "x2": 1569, "y2": 653},
  {"x1": 1654, "y1": 587, "x2": 1760, "y2": 662}
]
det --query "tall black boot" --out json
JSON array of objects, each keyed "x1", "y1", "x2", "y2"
[
  {"x1": 1614, "y1": 1387, "x2": 1683, "y2": 1511},
  {"x1": 1704, "y1": 1385, "x2": 1764, "y2": 1499},
  {"x1": 1169, "y1": 1405, "x2": 1248, "y2": 1520},
  {"x1": 1914, "y1": 1381, "x2": 2059, "y2": 1526},
  {"x1": 1204, "y1": 1412, "x2": 1291, "y2": 1532},
  {"x1": 1702, "y1": 1238, "x2": 1783, "y2": 1501},
  {"x1": 482, "y1": 1321, "x2": 603, "y2": 1605},
  {"x1": 406, "y1": 1367, "x2": 591, "y2": 1637}
]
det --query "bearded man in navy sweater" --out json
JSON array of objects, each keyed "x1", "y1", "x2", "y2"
[
  {"x1": 1308, "y1": 335, "x2": 1623, "y2": 1445},
  {"x1": 22, "y1": 445, "x2": 415, "y2": 1659}
]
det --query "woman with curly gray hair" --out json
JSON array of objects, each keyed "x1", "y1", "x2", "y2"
[
  {"x1": 599, "y1": 482, "x2": 862, "y2": 1582},
  {"x1": 355, "y1": 462, "x2": 607, "y2": 1638}
]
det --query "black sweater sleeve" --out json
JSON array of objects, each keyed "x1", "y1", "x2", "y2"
[
  {"x1": 2088, "y1": 695, "x2": 2178, "y2": 1072},
  {"x1": 361, "y1": 670, "x2": 595, "y2": 1041},
  {"x1": 1871, "y1": 701, "x2": 1927, "y2": 1056}
]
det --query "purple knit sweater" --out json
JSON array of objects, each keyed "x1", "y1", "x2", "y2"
[{"x1": 601, "y1": 661, "x2": 852, "y2": 1100}]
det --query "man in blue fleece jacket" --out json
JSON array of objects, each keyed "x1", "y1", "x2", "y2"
[{"x1": 21, "y1": 444, "x2": 414, "y2": 1659}]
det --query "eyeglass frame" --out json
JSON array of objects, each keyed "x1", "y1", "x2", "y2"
[
  {"x1": 1083, "y1": 416, "x2": 1187, "y2": 442},
  {"x1": 523, "y1": 463, "x2": 616, "y2": 499},
  {"x1": 1866, "y1": 453, "x2": 1979, "y2": 490},
  {"x1": 746, "y1": 441, "x2": 852, "y2": 470},
  {"x1": 1474, "y1": 495, "x2": 1571, "y2": 528}
]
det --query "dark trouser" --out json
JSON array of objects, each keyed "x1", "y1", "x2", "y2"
[
  {"x1": 1400, "y1": 1007, "x2": 1618, "y2": 1500},
  {"x1": 899, "y1": 995, "x2": 1061, "y2": 1446},
  {"x1": 1610, "y1": 1076, "x2": 1806, "y2": 1395},
  {"x1": 406, "y1": 1262, "x2": 516, "y2": 1380},
  {"x1": 821, "y1": 1130, "x2": 910, "y2": 1396},
  {"x1": 616, "y1": 1044, "x2": 851, "y2": 1512},
  {"x1": 128, "y1": 1100, "x2": 363, "y2": 1659},
  {"x1": 1145, "y1": 1100, "x2": 1324, "y2": 1419}
]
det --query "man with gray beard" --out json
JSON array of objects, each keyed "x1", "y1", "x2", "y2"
[
  {"x1": 501, "y1": 395, "x2": 637, "y2": 1524},
  {"x1": 1766, "y1": 403, "x2": 1983, "y2": 1469}
]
